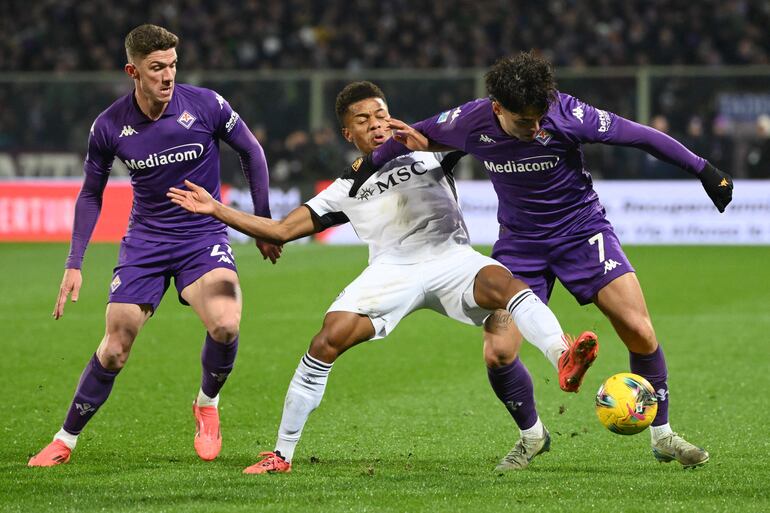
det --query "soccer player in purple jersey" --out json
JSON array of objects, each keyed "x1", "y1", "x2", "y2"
[
  {"x1": 364, "y1": 52, "x2": 733, "y2": 468},
  {"x1": 28, "y1": 24, "x2": 279, "y2": 467}
]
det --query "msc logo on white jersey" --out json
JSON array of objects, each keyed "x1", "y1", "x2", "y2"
[
  {"x1": 177, "y1": 110, "x2": 197, "y2": 129},
  {"x1": 124, "y1": 143, "x2": 204, "y2": 170},
  {"x1": 119, "y1": 125, "x2": 138, "y2": 137},
  {"x1": 603, "y1": 259, "x2": 621, "y2": 275},
  {"x1": 572, "y1": 105, "x2": 585, "y2": 123},
  {"x1": 479, "y1": 134, "x2": 496, "y2": 143}
]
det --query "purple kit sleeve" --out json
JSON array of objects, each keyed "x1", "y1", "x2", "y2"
[
  {"x1": 65, "y1": 120, "x2": 113, "y2": 269},
  {"x1": 213, "y1": 92, "x2": 271, "y2": 218},
  {"x1": 558, "y1": 94, "x2": 706, "y2": 175},
  {"x1": 609, "y1": 117, "x2": 707, "y2": 175},
  {"x1": 372, "y1": 101, "x2": 481, "y2": 167}
]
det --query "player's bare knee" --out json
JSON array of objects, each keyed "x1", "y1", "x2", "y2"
[
  {"x1": 308, "y1": 331, "x2": 341, "y2": 363},
  {"x1": 209, "y1": 319, "x2": 240, "y2": 344},
  {"x1": 483, "y1": 342, "x2": 517, "y2": 368},
  {"x1": 97, "y1": 337, "x2": 132, "y2": 370}
]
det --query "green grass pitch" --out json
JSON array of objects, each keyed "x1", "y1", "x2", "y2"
[{"x1": 1, "y1": 243, "x2": 769, "y2": 512}]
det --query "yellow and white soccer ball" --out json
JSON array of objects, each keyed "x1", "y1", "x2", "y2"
[{"x1": 595, "y1": 372, "x2": 658, "y2": 435}]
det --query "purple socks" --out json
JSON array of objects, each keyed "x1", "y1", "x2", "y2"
[
  {"x1": 630, "y1": 345, "x2": 669, "y2": 426},
  {"x1": 200, "y1": 333, "x2": 239, "y2": 398},
  {"x1": 487, "y1": 358, "x2": 539, "y2": 430},
  {"x1": 62, "y1": 353, "x2": 120, "y2": 435}
]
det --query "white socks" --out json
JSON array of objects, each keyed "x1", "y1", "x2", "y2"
[
  {"x1": 274, "y1": 353, "x2": 333, "y2": 462},
  {"x1": 650, "y1": 423, "x2": 673, "y2": 442},
  {"x1": 506, "y1": 289, "x2": 568, "y2": 370},
  {"x1": 196, "y1": 389, "x2": 220, "y2": 407},
  {"x1": 520, "y1": 417, "x2": 545, "y2": 440},
  {"x1": 54, "y1": 428, "x2": 78, "y2": 450}
]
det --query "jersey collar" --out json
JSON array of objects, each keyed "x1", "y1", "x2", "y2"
[{"x1": 128, "y1": 89, "x2": 180, "y2": 122}]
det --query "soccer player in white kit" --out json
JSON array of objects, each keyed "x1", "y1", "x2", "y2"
[{"x1": 168, "y1": 82, "x2": 598, "y2": 473}]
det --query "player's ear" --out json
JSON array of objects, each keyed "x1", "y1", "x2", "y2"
[
  {"x1": 124, "y1": 62, "x2": 138, "y2": 79},
  {"x1": 341, "y1": 127, "x2": 353, "y2": 143},
  {"x1": 491, "y1": 101, "x2": 502, "y2": 116}
]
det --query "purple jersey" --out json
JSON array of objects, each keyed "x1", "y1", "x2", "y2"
[
  {"x1": 374, "y1": 93, "x2": 707, "y2": 238},
  {"x1": 66, "y1": 84, "x2": 270, "y2": 268}
]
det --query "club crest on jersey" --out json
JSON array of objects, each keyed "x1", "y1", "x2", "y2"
[
  {"x1": 534, "y1": 129, "x2": 552, "y2": 146},
  {"x1": 177, "y1": 110, "x2": 196, "y2": 129}
]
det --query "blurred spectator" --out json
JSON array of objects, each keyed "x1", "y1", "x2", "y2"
[
  {"x1": 1, "y1": 0, "x2": 769, "y2": 182},
  {"x1": 3, "y1": 0, "x2": 770, "y2": 71}
]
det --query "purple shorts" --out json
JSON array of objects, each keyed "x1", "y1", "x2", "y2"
[
  {"x1": 108, "y1": 236, "x2": 237, "y2": 311},
  {"x1": 491, "y1": 224, "x2": 634, "y2": 305}
]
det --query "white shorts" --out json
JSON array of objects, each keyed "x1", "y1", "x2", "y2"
[{"x1": 327, "y1": 246, "x2": 509, "y2": 340}]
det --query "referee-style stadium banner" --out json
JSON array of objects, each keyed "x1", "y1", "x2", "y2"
[{"x1": 313, "y1": 179, "x2": 770, "y2": 245}]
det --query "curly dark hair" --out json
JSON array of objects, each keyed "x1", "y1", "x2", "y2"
[
  {"x1": 335, "y1": 81, "x2": 387, "y2": 127},
  {"x1": 485, "y1": 51, "x2": 557, "y2": 115},
  {"x1": 125, "y1": 24, "x2": 179, "y2": 61}
]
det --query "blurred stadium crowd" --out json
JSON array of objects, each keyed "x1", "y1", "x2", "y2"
[{"x1": 1, "y1": 0, "x2": 769, "y2": 184}]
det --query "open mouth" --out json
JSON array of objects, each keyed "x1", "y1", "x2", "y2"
[
  {"x1": 372, "y1": 133, "x2": 387, "y2": 145},
  {"x1": 160, "y1": 84, "x2": 173, "y2": 95}
]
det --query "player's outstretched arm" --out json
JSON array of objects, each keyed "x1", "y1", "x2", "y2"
[
  {"x1": 53, "y1": 268, "x2": 83, "y2": 319},
  {"x1": 388, "y1": 118, "x2": 453, "y2": 152},
  {"x1": 168, "y1": 180, "x2": 318, "y2": 243}
]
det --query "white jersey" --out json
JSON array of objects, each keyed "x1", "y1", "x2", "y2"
[{"x1": 305, "y1": 151, "x2": 470, "y2": 264}]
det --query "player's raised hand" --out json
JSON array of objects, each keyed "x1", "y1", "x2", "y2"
[
  {"x1": 167, "y1": 180, "x2": 217, "y2": 215},
  {"x1": 387, "y1": 118, "x2": 431, "y2": 151},
  {"x1": 53, "y1": 268, "x2": 82, "y2": 319},
  {"x1": 256, "y1": 239, "x2": 282, "y2": 264},
  {"x1": 699, "y1": 162, "x2": 733, "y2": 213}
]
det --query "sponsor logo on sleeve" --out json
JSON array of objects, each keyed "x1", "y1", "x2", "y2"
[
  {"x1": 215, "y1": 93, "x2": 225, "y2": 110},
  {"x1": 225, "y1": 111, "x2": 240, "y2": 133},
  {"x1": 597, "y1": 109, "x2": 612, "y2": 133},
  {"x1": 177, "y1": 110, "x2": 197, "y2": 129},
  {"x1": 437, "y1": 111, "x2": 450, "y2": 123},
  {"x1": 450, "y1": 107, "x2": 462, "y2": 123}
]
